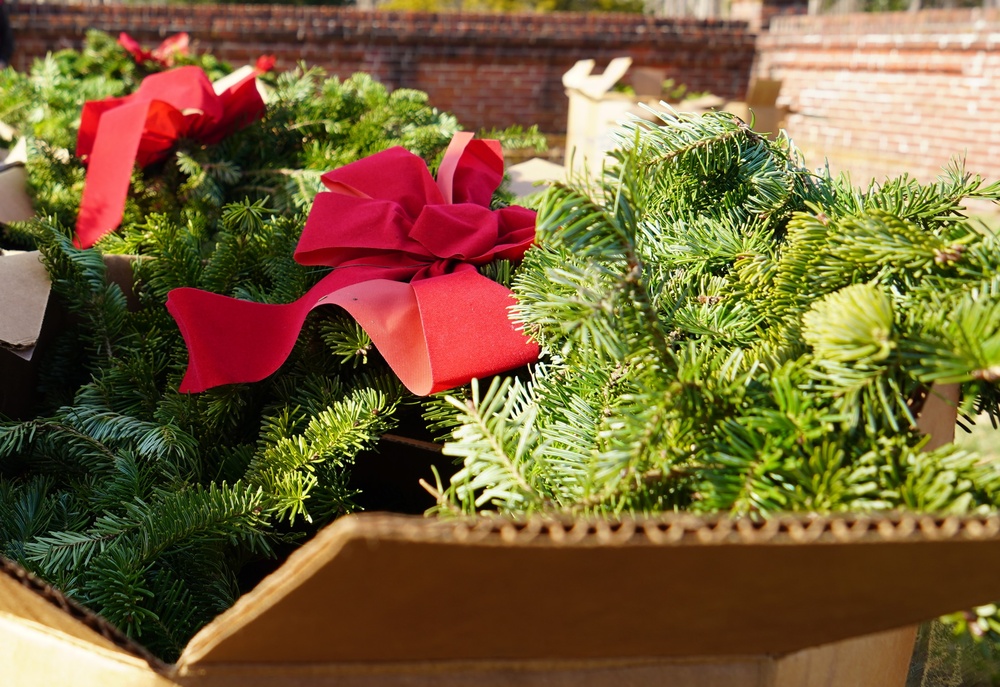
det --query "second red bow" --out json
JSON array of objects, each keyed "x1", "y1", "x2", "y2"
[{"x1": 75, "y1": 65, "x2": 266, "y2": 248}]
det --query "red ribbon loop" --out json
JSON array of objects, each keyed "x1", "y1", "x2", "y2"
[
  {"x1": 74, "y1": 65, "x2": 266, "y2": 248},
  {"x1": 166, "y1": 133, "x2": 540, "y2": 396}
]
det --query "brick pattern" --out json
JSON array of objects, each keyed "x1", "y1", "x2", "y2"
[
  {"x1": 732, "y1": 0, "x2": 807, "y2": 32},
  {"x1": 8, "y1": 2, "x2": 756, "y2": 134},
  {"x1": 15, "y1": 2, "x2": 993, "y2": 186},
  {"x1": 757, "y1": 9, "x2": 1000, "y2": 184}
]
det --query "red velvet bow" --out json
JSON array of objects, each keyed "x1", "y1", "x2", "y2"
[
  {"x1": 118, "y1": 32, "x2": 190, "y2": 67},
  {"x1": 166, "y1": 133, "x2": 540, "y2": 396},
  {"x1": 74, "y1": 65, "x2": 266, "y2": 248}
]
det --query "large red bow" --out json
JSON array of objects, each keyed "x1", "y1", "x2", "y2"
[
  {"x1": 118, "y1": 32, "x2": 190, "y2": 67},
  {"x1": 166, "y1": 133, "x2": 539, "y2": 396},
  {"x1": 75, "y1": 65, "x2": 266, "y2": 248}
]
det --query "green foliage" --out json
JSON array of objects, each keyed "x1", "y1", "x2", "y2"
[
  {"x1": 0, "y1": 33, "x2": 538, "y2": 660},
  {"x1": 430, "y1": 108, "x2": 1000, "y2": 522},
  {"x1": 0, "y1": 205, "x2": 411, "y2": 660},
  {"x1": 477, "y1": 124, "x2": 548, "y2": 156},
  {"x1": 659, "y1": 78, "x2": 711, "y2": 103},
  {"x1": 614, "y1": 78, "x2": 713, "y2": 102},
  {"x1": 908, "y1": 619, "x2": 1000, "y2": 687}
]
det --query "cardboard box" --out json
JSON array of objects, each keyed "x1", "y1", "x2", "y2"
[
  {"x1": 724, "y1": 78, "x2": 789, "y2": 141},
  {"x1": 562, "y1": 59, "x2": 755, "y2": 179},
  {"x1": 0, "y1": 248, "x2": 981, "y2": 686},
  {"x1": 0, "y1": 250, "x2": 135, "y2": 418},
  {"x1": 0, "y1": 138, "x2": 43, "y2": 418},
  {"x1": 0, "y1": 138, "x2": 35, "y2": 226},
  {"x1": 630, "y1": 66, "x2": 668, "y2": 99},
  {"x1": 562, "y1": 57, "x2": 636, "y2": 180},
  {"x1": 0, "y1": 250, "x2": 54, "y2": 418},
  {"x1": 6, "y1": 502, "x2": 1000, "y2": 686},
  {"x1": 1, "y1": 385, "x2": 990, "y2": 687},
  {"x1": 563, "y1": 69, "x2": 787, "y2": 154}
]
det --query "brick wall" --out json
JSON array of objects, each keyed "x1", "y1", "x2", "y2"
[
  {"x1": 14, "y1": 2, "x2": 996, "y2": 187},
  {"x1": 731, "y1": 0, "x2": 807, "y2": 32},
  {"x1": 756, "y1": 9, "x2": 1000, "y2": 185},
  {"x1": 8, "y1": 3, "x2": 756, "y2": 134}
]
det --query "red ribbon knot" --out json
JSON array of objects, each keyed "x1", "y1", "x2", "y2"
[{"x1": 166, "y1": 133, "x2": 540, "y2": 396}]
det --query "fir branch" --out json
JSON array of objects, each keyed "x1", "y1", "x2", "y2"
[
  {"x1": 438, "y1": 377, "x2": 550, "y2": 514},
  {"x1": 132, "y1": 483, "x2": 272, "y2": 561},
  {"x1": 436, "y1": 104, "x2": 1000, "y2": 527},
  {"x1": 245, "y1": 388, "x2": 397, "y2": 524}
]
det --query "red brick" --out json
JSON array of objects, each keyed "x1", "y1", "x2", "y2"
[{"x1": 8, "y1": 4, "x2": 755, "y2": 134}]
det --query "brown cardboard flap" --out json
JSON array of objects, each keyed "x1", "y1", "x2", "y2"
[
  {"x1": 0, "y1": 613, "x2": 175, "y2": 687},
  {"x1": 174, "y1": 656, "x2": 772, "y2": 687},
  {"x1": 746, "y1": 79, "x2": 782, "y2": 108},
  {"x1": 172, "y1": 627, "x2": 916, "y2": 687},
  {"x1": 630, "y1": 67, "x2": 666, "y2": 98},
  {"x1": 915, "y1": 383, "x2": 959, "y2": 450},
  {"x1": 180, "y1": 512, "x2": 1000, "y2": 668},
  {"x1": 0, "y1": 139, "x2": 35, "y2": 224},
  {"x1": 0, "y1": 556, "x2": 150, "y2": 660},
  {"x1": 770, "y1": 626, "x2": 917, "y2": 687},
  {"x1": 0, "y1": 250, "x2": 51, "y2": 359}
]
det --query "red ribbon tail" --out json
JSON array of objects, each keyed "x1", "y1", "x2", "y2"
[
  {"x1": 168, "y1": 270, "x2": 538, "y2": 396},
  {"x1": 74, "y1": 100, "x2": 151, "y2": 249},
  {"x1": 436, "y1": 132, "x2": 474, "y2": 204},
  {"x1": 436, "y1": 132, "x2": 504, "y2": 206},
  {"x1": 118, "y1": 33, "x2": 150, "y2": 64},
  {"x1": 328, "y1": 270, "x2": 539, "y2": 395},
  {"x1": 167, "y1": 288, "x2": 314, "y2": 393},
  {"x1": 412, "y1": 271, "x2": 538, "y2": 393}
]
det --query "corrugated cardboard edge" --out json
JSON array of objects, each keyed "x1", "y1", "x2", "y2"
[
  {"x1": 176, "y1": 511, "x2": 1000, "y2": 663},
  {"x1": 0, "y1": 554, "x2": 165, "y2": 670},
  {"x1": 185, "y1": 510, "x2": 1000, "y2": 564}
]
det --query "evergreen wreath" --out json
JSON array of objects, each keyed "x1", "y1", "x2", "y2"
[
  {"x1": 431, "y1": 110, "x2": 1000, "y2": 517},
  {"x1": 0, "y1": 32, "x2": 541, "y2": 660},
  {"x1": 426, "y1": 109, "x2": 1000, "y2": 641}
]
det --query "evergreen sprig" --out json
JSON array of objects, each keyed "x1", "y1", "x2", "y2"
[{"x1": 431, "y1": 108, "x2": 1000, "y2": 524}]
